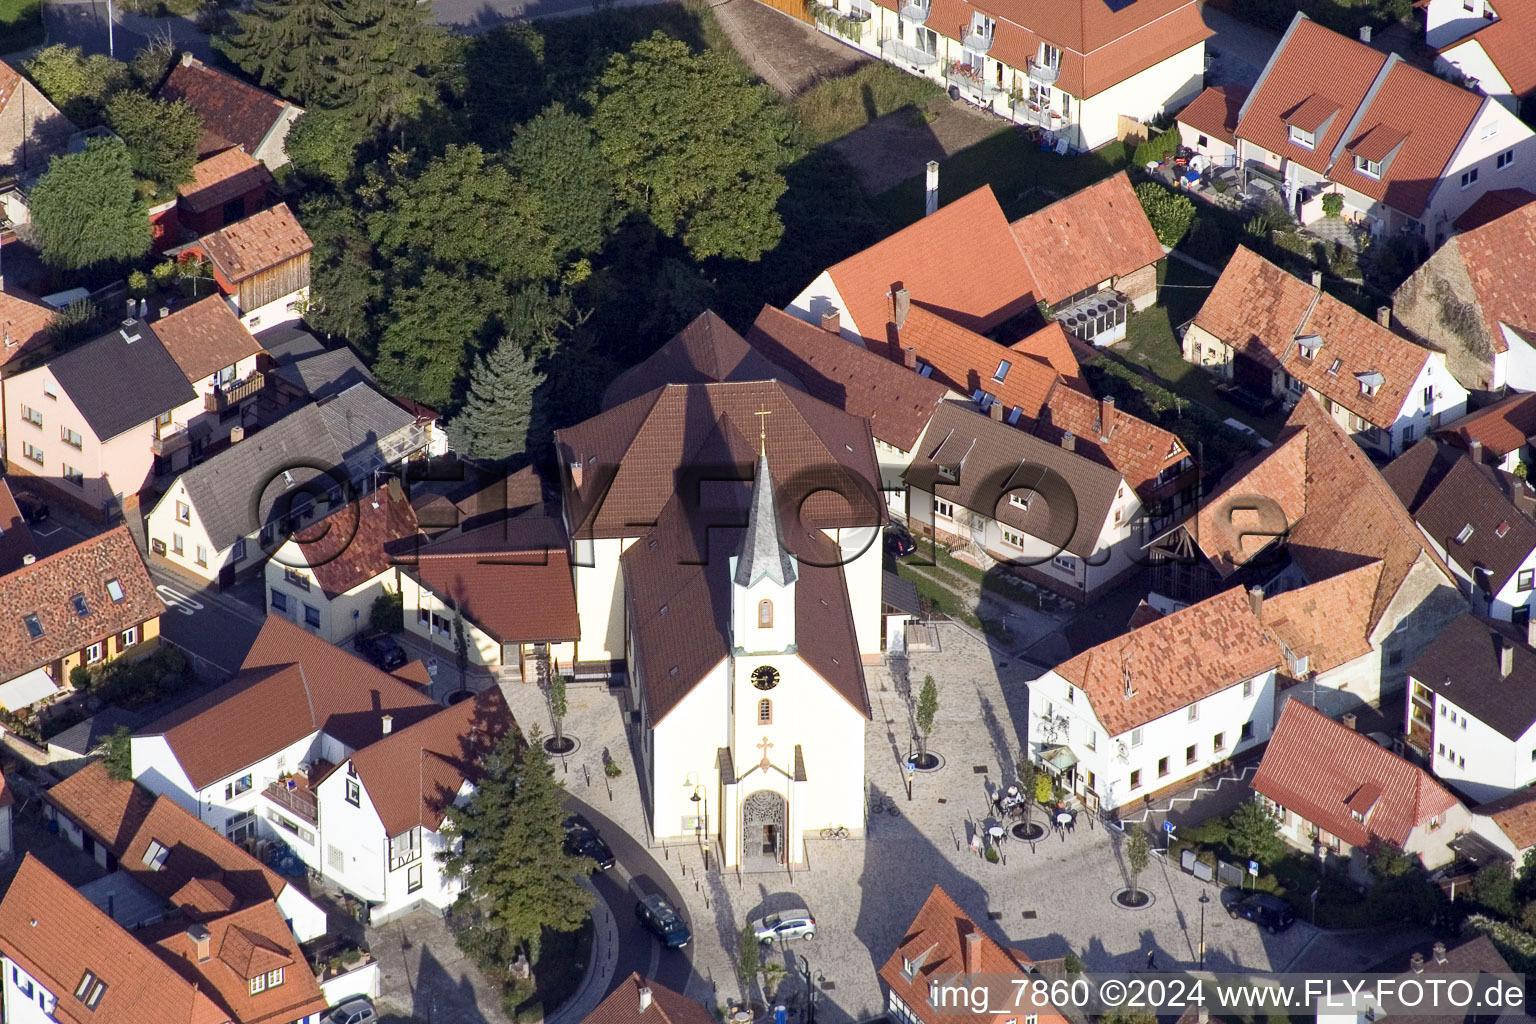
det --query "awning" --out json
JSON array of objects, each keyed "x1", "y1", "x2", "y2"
[
  {"x1": 1041, "y1": 745, "x2": 1078, "y2": 775},
  {"x1": 0, "y1": 667, "x2": 60, "y2": 711}
]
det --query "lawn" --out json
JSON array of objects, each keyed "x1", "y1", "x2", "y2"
[
  {"x1": 794, "y1": 61, "x2": 945, "y2": 147},
  {"x1": 869, "y1": 128, "x2": 1129, "y2": 228},
  {"x1": 0, "y1": 0, "x2": 42, "y2": 53}
]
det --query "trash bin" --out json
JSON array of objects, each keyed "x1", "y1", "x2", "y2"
[{"x1": 948, "y1": 85, "x2": 960, "y2": 101}]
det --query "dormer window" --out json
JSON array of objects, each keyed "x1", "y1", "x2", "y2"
[
  {"x1": 1297, "y1": 335, "x2": 1321, "y2": 360},
  {"x1": 1354, "y1": 155, "x2": 1382, "y2": 178},
  {"x1": 1357, "y1": 370, "x2": 1384, "y2": 397},
  {"x1": 1289, "y1": 125, "x2": 1315, "y2": 149},
  {"x1": 1010, "y1": 493, "x2": 1030, "y2": 510}
]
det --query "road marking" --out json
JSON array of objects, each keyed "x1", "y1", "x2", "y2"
[{"x1": 156, "y1": 584, "x2": 204, "y2": 617}]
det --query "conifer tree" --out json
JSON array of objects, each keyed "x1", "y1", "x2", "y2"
[
  {"x1": 329, "y1": 0, "x2": 447, "y2": 130},
  {"x1": 218, "y1": 0, "x2": 346, "y2": 108},
  {"x1": 445, "y1": 334, "x2": 544, "y2": 461}
]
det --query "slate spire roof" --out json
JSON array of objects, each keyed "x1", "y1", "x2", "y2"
[{"x1": 735, "y1": 454, "x2": 796, "y2": 588}]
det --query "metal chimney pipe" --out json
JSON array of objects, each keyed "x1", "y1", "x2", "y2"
[{"x1": 925, "y1": 160, "x2": 939, "y2": 217}]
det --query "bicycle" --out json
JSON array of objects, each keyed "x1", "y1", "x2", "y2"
[
  {"x1": 820, "y1": 825, "x2": 851, "y2": 840},
  {"x1": 870, "y1": 794, "x2": 899, "y2": 816}
]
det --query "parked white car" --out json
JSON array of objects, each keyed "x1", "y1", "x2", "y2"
[{"x1": 753, "y1": 912, "x2": 816, "y2": 943}]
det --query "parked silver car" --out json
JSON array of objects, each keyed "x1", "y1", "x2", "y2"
[
  {"x1": 326, "y1": 997, "x2": 378, "y2": 1024},
  {"x1": 753, "y1": 911, "x2": 816, "y2": 943}
]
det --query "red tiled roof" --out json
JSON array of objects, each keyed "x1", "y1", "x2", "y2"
[
  {"x1": 0, "y1": 855, "x2": 229, "y2": 1024},
  {"x1": 0, "y1": 479, "x2": 39, "y2": 575},
  {"x1": 1330, "y1": 62, "x2": 1483, "y2": 218},
  {"x1": 117, "y1": 794, "x2": 288, "y2": 911},
  {"x1": 1440, "y1": 390, "x2": 1536, "y2": 459},
  {"x1": 1453, "y1": 188, "x2": 1535, "y2": 232},
  {"x1": 744, "y1": 305, "x2": 948, "y2": 452},
  {"x1": 1008, "y1": 172, "x2": 1163, "y2": 307},
  {"x1": 177, "y1": 148, "x2": 272, "y2": 216},
  {"x1": 1254, "y1": 699, "x2": 1459, "y2": 848},
  {"x1": 1055, "y1": 586, "x2": 1280, "y2": 735},
  {"x1": 413, "y1": 518, "x2": 580, "y2": 643},
  {"x1": 581, "y1": 974, "x2": 717, "y2": 1024},
  {"x1": 42, "y1": 760, "x2": 157, "y2": 854},
  {"x1": 0, "y1": 287, "x2": 60, "y2": 369},
  {"x1": 1035, "y1": 385, "x2": 1189, "y2": 499},
  {"x1": 1177, "y1": 84, "x2": 1249, "y2": 146},
  {"x1": 1009, "y1": 322, "x2": 1086, "y2": 391},
  {"x1": 290, "y1": 481, "x2": 418, "y2": 600},
  {"x1": 1259, "y1": 561, "x2": 1379, "y2": 675},
  {"x1": 1235, "y1": 18, "x2": 1388, "y2": 175},
  {"x1": 0, "y1": 526, "x2": 162, "y2": 686},
  {"x1": 153, "y1": 295, "x2": 264, "y2": 384},
  {"x1": 1479, "y1": 787, "x2": 1536, "y2": 851},
  {"x1": 891, "y1": 305, "x2": 1061, "y2": 420},
  {"x1": 140, "y1": 615, "x2": 440, "y2": 790},
  {"x1": 1442, "y1": 1, "x2": 1536, "y2": 96},
  {"x1": 878, "y1": 885, "x2": 1068, "y2": 1024},
  {"x1": 1443, "y1": 195, "x2": 1536, "y2": 344},
  {"x1": 198, "y1": 203, "x2": 313, "y2": 283},
  {"x1": 824, "y1": 187, "x2": 1038, "y2": 345},
  {"x1": 1194, "y1": 247, "x2": 1432, "y2": 430},
  {"x1": 347, "y1": 687, "x2": 513, "y2": 836},
  {"x1": 160, "y1": 56, "x2": 297, "y2": 158},
  {"x1": 1195, "y1": 427, "x2": 1309, "y2": 573}
]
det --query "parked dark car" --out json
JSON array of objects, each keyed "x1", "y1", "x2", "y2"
[
  {"x1": 884, "y1": 526, "x2": 916, "y2": 558},
  {"x1": 13, "y1": 491, "x2": 48, "y2": 524},
  {"x1": 1227, "y1": 892, "x2": 1295, "y2": 933},
  {"x1": 636, "y1": 893, "x2": 691, "y2": 948},
  {"x1": 564, "y1": 816, "x2": 616, "y2": 870},
  {"x1": 353, "y1": 631, "x2": 407, "y2": 671},
  {"x1": 1215, "y1": 381, "x2": 1283, "y2": 416}
]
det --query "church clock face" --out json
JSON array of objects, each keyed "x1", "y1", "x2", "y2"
[{"x1": 751, "y1": 665, "x2": 781, "y2": 691}]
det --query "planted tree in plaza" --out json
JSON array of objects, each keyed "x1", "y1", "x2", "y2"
[
  {"x1": 914, "y1": 674, "x2": 938, "y2": 766},
  {"x1": 1228, "y1": 797, "x2": 1284, "y2": 866},
  {"x1": 736, "y1": 922, "x2": 760, "y2": 997},
  {"x1": 1125, "y1": 827, "x2": 1150, "y2": 900},
  {"x1": 547, "y1": 673, "x2": 569, "y2": 751},
  {"x1": 438, "y1": 726, "x2": 592, "y2": 967}
]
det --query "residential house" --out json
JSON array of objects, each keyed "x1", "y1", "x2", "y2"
[
  {"x1": 1392, "y1": 189, "x2": 1536, "y2": 392},
  {"x1": 265, "y1": 480, "x2": 418, "y2": 643},
  {"x1": 1234, "y1": 15, "x2": 1536, "y2": 241},
  {"x1": 145, "y1": 381, "x2": 426, "y2": 585},
  {"x1": 804, "y1": 0, "x2": 1208, "y2": 151},
  {"x1": 400, "y1": 516, "x2": 581, "y2": 682},
  {"x1": 1436, "y1": 390, "x2": 1536, "y2": 472},
  {"x1": 1425, "y1": 0, "x2": 1536, "y2": 115},
  {"x1": 131, "y1": 615, "x2": 509, "y2": 921},
  {"x1": 1318, "y1": 936, "x2": 1520, "y2": 1024},
  {"x1": 879, "y1": 885, "x2": 1068, "y2": 1024},
  {"x1": 2, "y1": 317, "x2": 196, "y2": 516},
  {"x1": 0, "y1": 60, "x2": 75, "y2": 175},
  {"x1": 44, "y1": 706, "x2": 141, "y2": 776},
  {"x1": 787, "y1": 179, "x2": 1162, "y2": 348},
  {"x1": 0, "y1": 855, "x2": 328, "y2": 1024},
  {"x1": 0, "y1": 288, "x2": 63, "y2": 373},
  {"x1": 1402, "y1": 613, "x2": 1536, "y2": 802},
  {"x1": 905, "y1": 399, "x2": 1143, "y2": 601},
  {"x1": 42, "y1": 760, "x2": 327, "y2": 941},
  {"x1": 580, "y1": 974, "x2": 717, "y2": 1024},
  {"x1": 1176, "y1": 84, "x2": 1249, "y2": 169},
  {"x1": 0, "y1": 479, "x2": 38, "y2": 574},
  {"x1": 1253, "y1": 698, "x2": 1467, "y2": 878},
  {"x1": 158, "y1": 148, "x2": 274, "y2": 244},
  {"x1": 0, "y1": 527, "x2": 162, "y2": 713},
  {"x1": 179, "y1": 204, "x2": 313, "y2": 332},
  {"x1": 1470, "y1": 786, "x2": 1536, "y2": 858},
  {"x1": 159, "y1": 54, "x2": 303, "y2": 169},
  {"x1": 1383, "y1": 438, "x2": 1536, "y2": 623},
  {"x1": 1184, "y1": 246, "x2": 1468, "y2": 456},
  {"x1": 1027, "y1": 584, "x2": 1290, "y2": 810},
  {"x1": 150, "y1": 295, "x2": 269, "y2": 473},
  {"x1": 554, "y1": 376, "x2": 887, "y2": 665}
]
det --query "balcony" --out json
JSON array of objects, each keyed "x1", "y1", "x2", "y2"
[
  {"x1": 264, "y1": 775, "x2": 319, "y2": 827},
  {"x1": 896, "y1": 0, "x2": 928, "y2": 21},
  {"x1": 151, "y1": 423, "x2": 191, "y2": 456},
  {"x1": 946, "y1": 64, "x2": 1003, "y2": 99},
  {"x1": 960, "y1": 25, "x2": 993, "y2": 51},
  {"x1": 1010, "y1": 98, "x2": 1056, "y2": 128},
  {"x1": 205, "y1": 371, "x2": 265, "y2": 413},
  {"x1": 880, "y1": 36, "x2": 937, "y2": 66},
  {"x1": 1027, "y1": 57, "x2": 1060, "y2": 84}
]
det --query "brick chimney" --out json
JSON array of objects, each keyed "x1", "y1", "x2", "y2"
[
  {"x1": 382, "y1": 713, "x2": 393, "y2": 735},
  {"x1": 1310, "y1": 270, "x2": 1323, "y2": 289},
  {"x1": 1376, "y1": 305, "x2": 1391, "y2": 328},
  {"x1": 639, "y1": 985, "x2": 654, "y2": 1013},
  {"x1": 1099, "y1": 396, "x2": 1115, "y2": 436},
  {"x1": 892, "y1": 286, "x2": 911, "y2": 329},
  {"x1": 925, "y1": 161, "x2": 940, "y2": 217},
  {"x1": 1432, "y1": 941, "x2": 1447, "y2": 964},
  {"x1": 964, "y1": 930, "x2": 983, "y2": 976},
  {"x1": 901, "y1": 344, "x2": 917, "y2": 370},
  {"x1": 188, "y1": 923, "x2": 211, "y2": 962},
  {"x1": 989, "y1": 400, "x2": 1003, "y2": 421},
  {"x1": 1060, "y1": 431, "x2": 1075, "y2": 452},
  {"x1": 820, "y1": 307, "x2": 841, "y2": 334},
  {"x1": 1247, "y1": 585, "x2": 1263, "y2": 619},
  {"x1": 1410, "y1": 952, "x2": 1425, "y2": 973},
  {"x1": 1500, "y1": 636, "x2": 1514, "y2": 679},
  {"x1": 1469, "y1": 438, "x2": 1484, "y2": 463}
]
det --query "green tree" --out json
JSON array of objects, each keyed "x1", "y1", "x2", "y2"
[
  {"x1": 218, "y1": 0, "x2": 346, "y2": 107},
  {"x1": 300, "y1": 195, "x2": 379, "y2": 343},
  {"x1": 1015, "y1": 755, "x2": 1038, "y2": 826},
  {"x1": 914, "y1": 674, "x2": 938, "y2": 764},
  {"x1": 329, "y1": 0, "x2": 449, "y2": 131},
  {"x1": 1125, "y1": 827, "x2": 1150, "y2": 899},
  {"x1": 130, "y1": 34, "x2": 179, "y2": 91},
  {"x1": 1368, "y1": 840, "x2": 1417, "y2": 882},
  {"x1": 102, "y1": 725, "x2": 133, "y2": 781},
  {"x1": 29, "y1": 137, "x2": 152, "y2": 271},
  {"x1": 368, "y1": 589, "x2": 404, "y2": 633},
  {"x1": 547, "y1": 674, "x2": 569, "y2": 748},
  {"x1": 445, "y1": 333, "x2": 545, "y2": 460},
  {"x1": 1134, "y1": 180, "x2": 1196, "y2": 248},
  {"x1": 106, "y1": 91, "x2": 203, "y2": 195},
  {"x1": 453, "y1": 608, "x2": 469, "y2": 685},
  {"x1": 285, "y1": 108, "x2": 371, "y2": 185},
  {"x1": 24, "y1": 45, "x2": 131, "y2": 126},
  {"x1": 438, "y1": 727, "x2": 593, "y2": 964},
  {"x1": 1475, "y1": 862, "x2": 1517, "y2": 917},
  {"x1": 1103, "y1": 1012, "x2": 1158, "y2": 1024},
  {"x1": 1063, "y1": 953, "x2": 1084, "y2": 974},
  {"x1": 1227, "y1": 797, "x2": 1285, "y2": 866},
  {"x1": 736, "y1": 922, "x2": 760, "y2": 996},
  {"x1": 590, "y1": 33, "x2": 796, "y2": 261},
  {"x1": 507, "y1": 104, "x2": 616, "y2": 261},
  {"x1": 1517, "y1": 847, "x2": 1536, "y2": 901}
]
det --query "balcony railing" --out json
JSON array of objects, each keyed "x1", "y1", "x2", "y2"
[
  {"x1": 151, "y1": 423, "x2": 191, "y2": 456},
  {"x1": 205, "y1": 371, "x2": 265, "y2": 413},
  {"x1": 1027, "y1": 58, "x2": 1060, "y2": 84},
  {"x1": 880, "y1": 36, "x2": 938, "y2": 66},
  {"x1": 896, "y1": 0, "x2": 928, "y2": 21},
  {"x1": 1010, "y1": 99, "x2": 1055, "y2": 128},
  {"x1": 946, "y1": 66, "x2": 1003, "y2": 99},
  {"x1": 264, "y1": 778, "x2": 319, "y2": 826},
  {"x1": 960, "y1": 26, "x2": 993, "y2": 51}
]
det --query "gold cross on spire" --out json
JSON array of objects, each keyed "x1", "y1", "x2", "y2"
[{"x1": 755, "y1": 405, "x2": 771, "y2": 458}]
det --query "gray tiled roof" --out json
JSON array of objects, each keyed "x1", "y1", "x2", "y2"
[
  {"x1": 271, "y1": 347, "x2": 375, "y2": 400},
  {"x1": 49, "y1": 320, "x2": 197, "y2": 440}
]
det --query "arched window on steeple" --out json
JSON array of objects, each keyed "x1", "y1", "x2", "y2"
[
  {"x1": 758, "y1": 699, "x2": 773, "y2": 724},
  {"x1": 758, "y1": 599, "x2": 773, "y2": 628}
]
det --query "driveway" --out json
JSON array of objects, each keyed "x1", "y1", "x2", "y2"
[
  {"x1": 39, "y1": 0, "x2": 217, "y2": 63},
  {"x1": 1199, "y1": 5, "x2": 1279, "y2": 89}
]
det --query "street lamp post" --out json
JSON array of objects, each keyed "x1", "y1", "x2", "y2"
[{"x1": 1198, "y1": 891, "x2": 1210, "y2": 970}]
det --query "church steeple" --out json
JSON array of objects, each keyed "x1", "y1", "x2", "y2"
[{"x1": 735, "y1": 454, "x2": 797, "y2": 588}]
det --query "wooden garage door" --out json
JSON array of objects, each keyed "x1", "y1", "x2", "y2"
[{"x1": 753, "y1": 0, "x2": 813, "y2": 25}]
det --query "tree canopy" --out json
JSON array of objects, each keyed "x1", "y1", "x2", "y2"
[
  {"x1": 219, "y1": 0, "x2": 346, "y2": 107},
  {"x1": 24, "y1": 45, "x2": 132, "y2": 126},
  {"x1": 28, "y1": 137, "x2": 152, "y2": 271},
  {"x1": 446, "y1": 332, "x2": 545, "y2": 461},
  {"x1": 106, "y1": 91, "x2": 203, "y2": 195},
  {"x1": 1227, "y1": 797, "x2": 1285, "y2": 865}
]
